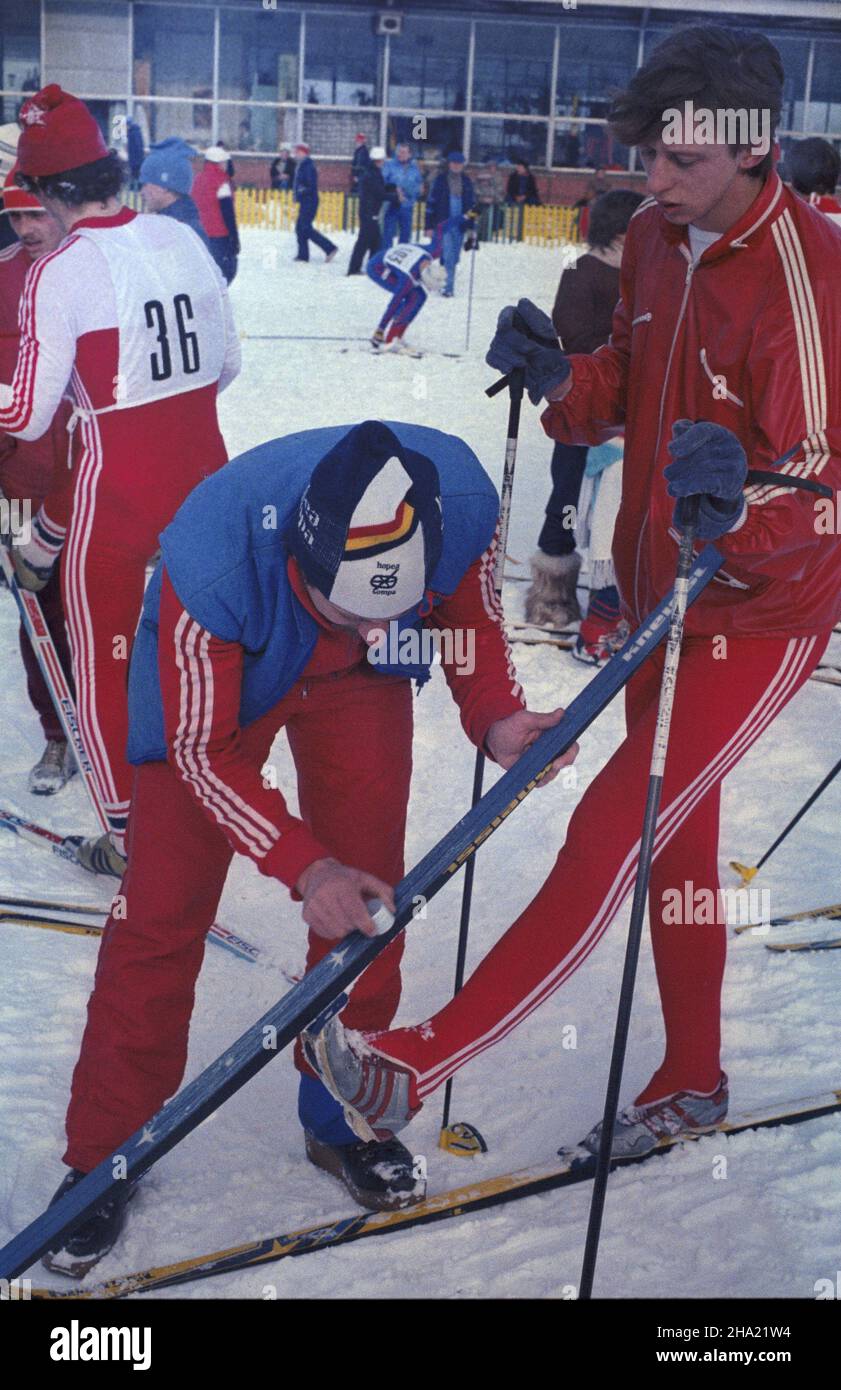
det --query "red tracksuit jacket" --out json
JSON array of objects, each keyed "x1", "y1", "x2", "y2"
[{"x1": 543, "y1": 172, "x2": 841, "y2": 638}]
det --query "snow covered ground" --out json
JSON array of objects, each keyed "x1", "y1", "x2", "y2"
[{"x1": 2, "y1": 228, "x2": 840, "y2": 1300}]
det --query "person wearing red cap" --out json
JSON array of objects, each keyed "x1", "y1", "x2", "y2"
[
  {"x1": 0, "y1": 85, "x2": 241, "y2": 875},
  {"x1": 293, "y1": 143, "x2": 337, "y2": 263},
  {"x1": 0, "y1": 167, "x2": 77, "y2": 794}
]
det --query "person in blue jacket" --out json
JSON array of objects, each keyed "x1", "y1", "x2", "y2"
[
  {"x1": 382, "y1": 143, "x2": 423, "y2": 246},
  {"x1": 424, "y1": 150, "x2": 476, "y2": 295},
  {"x1": 292, "y1": 142, "x2": 337, "y2": 263},
  {"x1": 139, "y1": 137, "x2": 208, "y2": 246},
  {"x1": 45, "y1": 420, "x2": 572, "y2": 1275}
]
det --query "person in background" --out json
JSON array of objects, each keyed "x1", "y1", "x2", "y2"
[
  {"x1": 424, "y1": 151, "x2": 475, "y2": 297},
  {"x1": 524, "y1": 189, "x2": 644, "y2": 644},
  {"x1": 367, "y1": 229, "x2": 448, "y2": 355},
  {"x1": 0, "y1": 123, "x2": 22, "y2": 251},
  {"x1": 0, "y1": 168, "x2": 76, "y2": 795},
  {"x1": 347, "y1": 145, "x2": 398, "y2": 276},
  {"x1": 381, "y1": 143, "x2": 422, "y2": 245},
  {"x1": 350, "y1": 132, "x2": 371, "y2": 195},
  {"x1": 270, "y1": 147, "x2": 295, "y2": 191},
  {"x1": 784, "y1": 136, "x2": 841, "y2": 227},
  {"x1": 139, "y1": 138, "x2": 207, "y2": 245},
  {"x1": 126, "y1": 118, "x2": 145, "y2": 189},
  {"x1": 293, "y1": 143, "x2": 337, "y2": 265},
  {"x1": 573, "y1": 168, "x2": 608, "y2": 242},
  {"x1": 506, "y1": 159, "x2": 541, "y2": 207},
  {"x1": 474, "y1": 157, "x2": 506, "y2": 240},
  {"x1": 193, "y1": 144, "x2": 240, "y2": 283}
]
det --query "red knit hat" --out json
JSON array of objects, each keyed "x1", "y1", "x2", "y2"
[
  {"x1": 1, "y1": 163, "x2": 43, "y2": 213},
  {"x1": 17, "y1": 85, "x2": 109, "y2": 178}
]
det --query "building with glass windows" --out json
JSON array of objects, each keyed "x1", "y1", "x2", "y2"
[{"x1": 1, "y1": 0, "x2": 839, "y2": 198}]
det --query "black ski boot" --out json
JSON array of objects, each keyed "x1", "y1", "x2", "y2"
[
  {"x1": 305, "y1": 1132, "x2": 426, "y2": 1212},
  {"x1": 42, "y1": 1168, "x2": 138, "y2": 1278}
]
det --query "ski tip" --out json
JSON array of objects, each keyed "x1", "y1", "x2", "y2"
[
  {"x1": 438, "y1": 1121, "x2": 488, "y2": 1157},
  {"x1": 729, "y1": 861, "x2": 757, "y2": 885}
]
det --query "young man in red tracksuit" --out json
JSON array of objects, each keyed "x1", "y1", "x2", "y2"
[
  {"x1": 305, "y1": 27, "x2": 841, "y2": 1156},
  {"x1": 0, "y1": 167, "x2": 76, "y2": 794},
  {"x1": 0, "y1": 86, "x2": 240, "y2": 875}
]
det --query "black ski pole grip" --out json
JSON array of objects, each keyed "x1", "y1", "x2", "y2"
[{"x1": 486, "y1": 367, "x2": 525, "y2": 400}]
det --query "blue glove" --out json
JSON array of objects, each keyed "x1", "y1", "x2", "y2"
[
  {"x1": 485, "y1": 298, "x2": 571, "y2": 405},
  {"x1": 664, "y1": 419, "x2": 748, "y2": 539}
]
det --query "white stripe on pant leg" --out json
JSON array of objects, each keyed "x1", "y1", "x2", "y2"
[
  {"x1": 62, "y1": 382, "x2": 121, "y2": 810},
  {"x1": 416, "y1": 637, "x2": 817, "y2": 1095}
]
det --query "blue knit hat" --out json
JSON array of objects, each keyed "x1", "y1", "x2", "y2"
[
  {"x1": 286, "y1": 421, "x2": 443, "y2": 620},
  {"x1": 448, "y1": 151, "x2": 466, "y2": 164},
  {"x1": 139, "y1": 137, "x2": 197, "y2": 195}
]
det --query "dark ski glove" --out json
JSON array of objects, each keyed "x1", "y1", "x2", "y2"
[
  {"x1": 485, "y1": 297, "x2": 571, "y2": 405},
  {"x1": 664, "y1": 419, "x2": 748, "y2": 539}
]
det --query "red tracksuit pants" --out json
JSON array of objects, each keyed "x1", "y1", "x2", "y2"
[
  {"x1": 369, "y1": 633, "x2": 827, "y2": 1106},
  {"x1": 64, "y1": 666, "x2": 412, "y2": 1172},
  {"x1": 57, "y1": 393, "x2": 228, "y2": 849}
]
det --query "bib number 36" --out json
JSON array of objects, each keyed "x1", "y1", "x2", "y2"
[{"x1": 145, "y1": 294, "x2": 201, "y2": 381}]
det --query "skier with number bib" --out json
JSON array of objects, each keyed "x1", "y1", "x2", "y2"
[
  {"x1": 304, "y1": 28, "x2": 841, "y2": 1159},
  {"x1": 367, "y1": 231, "x2": 447, "y2": 357},
  {"x1": 0, "y1": 86, "x2": 240, "y2": 877}
]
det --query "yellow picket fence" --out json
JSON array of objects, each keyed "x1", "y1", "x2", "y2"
[{"x1": 234, "y1": 187, "x2": 581, "y2": 245}]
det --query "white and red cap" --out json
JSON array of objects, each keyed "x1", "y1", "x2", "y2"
[
  {"x1": 287, "y1": 421, "x2": 443, "y2": 620},
  {"x1": 17, "y1": 85, "x2": 109, "y2": 177},
  {"x1": 1, "y1": 163, "x2": 43, "y2": 214}
]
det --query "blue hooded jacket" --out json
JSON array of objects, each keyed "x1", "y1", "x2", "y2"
[{"x1": 127, "y1": 422, "x2": 499, "y2": 764}]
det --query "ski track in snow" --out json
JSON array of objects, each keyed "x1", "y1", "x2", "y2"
[{"x1": 1, "y1": 229, "x2": 840, "y2": 1300}]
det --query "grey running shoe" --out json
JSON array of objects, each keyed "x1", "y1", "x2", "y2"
[
  {"x1": 302, "y1": 1013, "x2": 420, "y2": 1142},
  {"x1": 578, "y1": 1073, "x2": 729, "y2": 1160},
  {"x1": 73, "y1": 832, "x2": 127, "y2": 879},
  {"x1": 28, "y1": 739, "x2": 77, "y2": 795}
]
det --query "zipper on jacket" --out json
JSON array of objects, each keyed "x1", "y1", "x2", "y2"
[
  {"x1": 634, "y1": 250, "x2": 696, "y2": 614},
  {"x1": 632, "y1": 311, "x2": 653, "y2": 326},
  {"x1": 699, "y1": 347, "x2": 744, "y2": 407}
]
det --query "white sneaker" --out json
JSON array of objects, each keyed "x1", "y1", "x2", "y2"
[
  {"x1": 28, "y1": 739, "x2": 77, "y2": 796},
  {"x1": 389, "y1": 338, "x2": 423, "y2": 358},
  {"x1": 73, "y1": 832, "x2": 127, "y2": 879}
]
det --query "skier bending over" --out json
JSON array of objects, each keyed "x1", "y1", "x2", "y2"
[
  {"x1": 367, "y1": 230, "x2": 448, "y2": 356},
  {"x1": 42, "y1": 419, "x2": 574, "y2": 1276},
  {"x1": 305, "y1": 25, "x2": 841, "y2": 1155}
]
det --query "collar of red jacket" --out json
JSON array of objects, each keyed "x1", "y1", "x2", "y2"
[
  {"x1": 658, "y1": 170, "x2": 785, "y2": 263},
  {"x1": 72, "y1": 204, "x2": 137, "y2": 231}
]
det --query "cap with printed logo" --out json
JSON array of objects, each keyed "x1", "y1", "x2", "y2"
[{"x1": 286, "y1": 420, "x2": 443, "y2": 620}]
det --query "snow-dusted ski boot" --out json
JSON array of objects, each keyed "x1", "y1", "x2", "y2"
[
  {"x1": 524, "y1": 551, "x2": 581, "y2": 628},
  {"x1": 42, "y1": 1168, "x2": 138, "y2": 1278},
  {"x1": 370, "y1": 329, "x2": 386, "y2": 353},
  {"x1": 576, "y1": 1073, "x2": 730, "y2": 1161},
  {"x1": 302, "y1": 1012, "x2": 420, "y2": 1140},
  {"x1": 28, "y1": 739, "x2": 77, "y2": 796},
  {"x1": 305, "y1": 1133, "x2": 426, "y2": 1212},
  {"x1": 74, "y1": 832, "x2": 127, "y2": 879}
]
